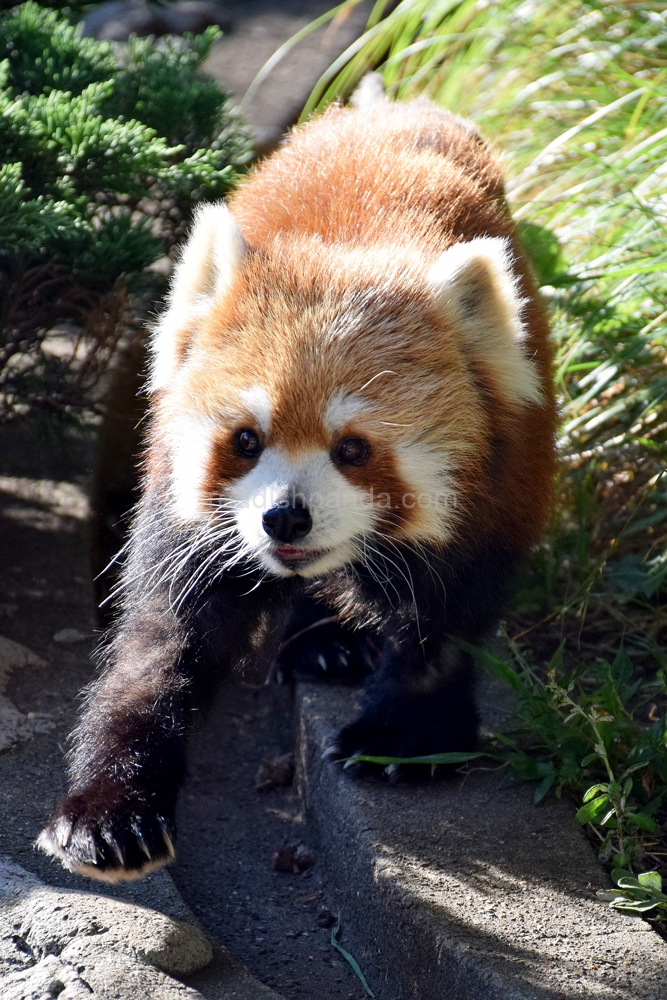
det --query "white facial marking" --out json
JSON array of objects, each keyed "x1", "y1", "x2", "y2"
[
  {"x1": 395, "y1": 441, "x2": 458, "y2": 543},
  {"x1": 239, "y1": 385, "x2": 272, "y2": 435},
  {"x1": 323, "y1": 392, "x2": 368, "y2": 433},
  {"x1": 229, "y1": 447, "x2": 375, "y2": 578},
  {"x1": 170, "y1": 415, "x2": 216, "y2": 521}
]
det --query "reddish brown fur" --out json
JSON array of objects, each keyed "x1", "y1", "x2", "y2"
[
  {"x1": 38, "y1": 101, "x2": 557, "y2": 884},
  {"x1": 159, "y1": 100, "x2": 555, "y2": 555}
]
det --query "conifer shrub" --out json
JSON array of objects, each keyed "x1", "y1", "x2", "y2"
[{"x1": 0, "y1": 1, "x2": 252, "y2": 422}]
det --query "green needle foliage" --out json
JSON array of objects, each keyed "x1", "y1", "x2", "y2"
[{"x1": 0, "y1": 2, "x2": 252, "y2": 423}]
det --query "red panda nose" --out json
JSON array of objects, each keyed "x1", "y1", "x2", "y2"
[{"x1": 262, "y1": 499, "x2": 312, "y2": 544}]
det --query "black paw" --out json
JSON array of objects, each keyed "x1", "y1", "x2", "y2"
[
  {"x1": 274, "y1": 619, "x2": 377, "y2": 684},
  {"x1": 37, "y1": 784, "x2": 176, "y2": 882},
  {"x1": 325, "y1": 685, "x2": 478, "y2": 781}
]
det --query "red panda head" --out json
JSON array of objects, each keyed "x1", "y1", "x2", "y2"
[{"x1": 148, "y1": 203, "x2": 544, "y2": 579}]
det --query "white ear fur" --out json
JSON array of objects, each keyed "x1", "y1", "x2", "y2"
[
  {"x1": 427, "y1": 237, "x2": 543, "y2": 406},
  {"x1": 148, "y1": 202, "x2": 246, "y2": 392}
]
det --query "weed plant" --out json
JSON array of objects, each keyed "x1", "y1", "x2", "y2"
[{"x1": 301, "y1": 0, "x2": 667, "y2": 909}]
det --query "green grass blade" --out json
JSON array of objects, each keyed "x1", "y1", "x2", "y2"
[{"x1": 331, "y1": 921, "x2": 377, "y2": 998}]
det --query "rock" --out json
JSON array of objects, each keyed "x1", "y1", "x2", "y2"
[
  {"x1": 0, "y1": 858, "x2": 212, "y2": 999},
  {"x1": 0, "y1": 636, "x2": 47, "y2": 683},
  {"x1": 271, "y1": 842, "x2": 314, "y2": 874},
  {"x1": 82, "y1": 0, "x2": 232, "y2": 42},
  {"x1": 254, "y1": 752, "x2": 294, "y2": 792},
  {"x1": 52, "y1": 628, "x2": 87, "y2": 644},
  {"x1": 201, "y1": 0, "x2": 370, "y2": 155},
  {"x1": 0, "y1": 636, "x2": 53, "y2": 753}
]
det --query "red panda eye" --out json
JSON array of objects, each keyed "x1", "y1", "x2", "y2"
[
  {"x1": 235, "y1": 428, "x2": 261, "y2": 458},
  {"x1": 336, "y1": 437, "x2": 370, "y2": 466}
]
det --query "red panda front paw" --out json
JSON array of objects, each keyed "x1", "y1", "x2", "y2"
[
  {"x1": 276, "y1": 622, "x2": 377, "y2": 684},
  {"x1": 325, "y1": 715, "x2": 429, "y2": 778},
  {"x1": 326, "y1": 687, "x2": 478, "y2": 780},
  {"x1": 37, "y1": 784, "x2": 176, "y2": 882}
]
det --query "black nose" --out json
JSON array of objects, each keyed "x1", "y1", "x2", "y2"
[{"x1": 262, "y1": 499, "x2": 312, "y2": 544}]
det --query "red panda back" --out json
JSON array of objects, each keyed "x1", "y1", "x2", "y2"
[{"x1": 229, "y1": 102, "x2": 506, "y2": 253}]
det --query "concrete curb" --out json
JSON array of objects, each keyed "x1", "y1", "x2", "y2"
[{"x1": 297, "y1": 683, "x2": 667, "y2": 1000}]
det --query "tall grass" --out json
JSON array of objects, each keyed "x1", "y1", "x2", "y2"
[
  {"x1": 292, "y1": 0, "x2": 667, "y2": 881},
  {"x1": 300, "y1": 0, "x2": 667, "y2": 662}
]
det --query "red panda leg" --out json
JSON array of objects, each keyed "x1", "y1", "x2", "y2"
[
  {"x1": 274, "y1": 595, "x2": 378, "y2": 684},
  {"x1": 328, "y1": 635, "x2": 479, "y2": 774},
  {"x1": 37, "y1": 604, "x2": 193, "y2": 881},
  {"x1": 322, "y1": 543, "x2": 517, "y2": 774},
  {"x1": 38, "y1": 490, "x2": 298, "y2": 882}
]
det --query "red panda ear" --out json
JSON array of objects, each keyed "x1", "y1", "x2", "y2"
[
  {"x1": 148, "y1": 202, "x2": 246, "y2": 392},
  {"x1": 427, "y1": 237, "x2": 544, "y2": 407}
]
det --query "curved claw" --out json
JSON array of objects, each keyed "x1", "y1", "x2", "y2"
[
  {"x1": 321, "y1": 744, "x2": 341, "y2": 761},
  {"x1": 102, "y1": 830, "x2": 126, "y2": 866},
  {"x1": 159, "y1": 818, "x2": 176, "y2": 859},
  {"x1": 137, "y1": 833, "x2": 153, "y2": 861},
  {"x1": 52, "y1": 814, "x2": 73, "y2": 849}
]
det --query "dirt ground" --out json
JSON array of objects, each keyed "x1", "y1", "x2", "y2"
[{"x1": 173, "y1": 681, "x2": 370, "y2": 1000}]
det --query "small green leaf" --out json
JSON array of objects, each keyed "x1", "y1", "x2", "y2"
[
  {"x1": 611, "y1": 897, "x2": 667, "y2": 914},
  {"x1": 625, "y1": 813, "x2": 662, "y2": 835},
  {"x1": 614, "y1": 876, "x2": 647, "y2": 892},
  {"x1": 341, "y1": 752, "x2": 487, "y2": 766},
  {"x1": 637, "y1": 871, "x2": 663, "y2": 892},
  {"x1": 576, "y1": 794, "x2": 610, "y2": 825},
  {"x1": 580, "y1": 753, "x2": 600, "y2": 767},
  {"x1": 534, "y1": 773, "x2": 556, "y2": 804},
  {"x1": 331, "y1": 922, "x2": 376, "y2": 998},
  {"x1": 583, "y1": 783, "x2": 609, "y2": 802},
  {"x1": 451, "y1": 638, "x2": 524, "y2": 692}
]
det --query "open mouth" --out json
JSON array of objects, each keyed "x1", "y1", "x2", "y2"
[{"x1": 271, "y1": 545, "x2": 328, "y2": 568}]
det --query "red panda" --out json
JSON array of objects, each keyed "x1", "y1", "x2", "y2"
[{"x1": 38, "y1": 99, "x2": 556, "y2": 881}]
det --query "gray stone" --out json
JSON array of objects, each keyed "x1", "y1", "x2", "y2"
[
  {"x1": 0, "y1": 858, "x2": 212, "y2": 998},
  {"x1": 297, "y1": 683, "x2": 667, "y2": 1000},
  {"x1": 0, "y1": 635, "x2": 53, "y2": 753},
  {"x1": 201, "y1": 0, "x2": 371, "y2": 153}
]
